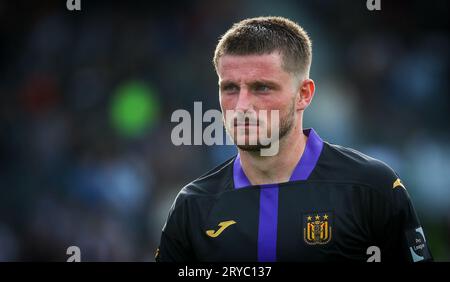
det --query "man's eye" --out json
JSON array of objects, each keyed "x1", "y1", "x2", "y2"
[
  {"x1": 222, "y1": 85, "x2": 239, "y2": 92},
  {"x1": 255, "y1": 85, "x2": 270, "y2": 92}
]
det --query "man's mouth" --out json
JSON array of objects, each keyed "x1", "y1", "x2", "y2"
[{"x1": 234, "y1": 120, "x2": 259, "y2": 127}]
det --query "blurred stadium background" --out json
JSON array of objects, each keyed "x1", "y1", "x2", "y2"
[{"x1": 0, "y1": 0, "x2": 448, "y2": 261}]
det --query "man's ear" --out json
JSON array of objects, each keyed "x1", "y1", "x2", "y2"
[{"x1": 296, "y1": 79, "x2": 315, "y2": 111}]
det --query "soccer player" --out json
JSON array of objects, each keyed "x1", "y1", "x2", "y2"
[{"x1": 156, "y1": 16, "x2": 433, "y2": 262}]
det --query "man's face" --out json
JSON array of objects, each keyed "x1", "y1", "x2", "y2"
[{"x1": 217, "y1": 52, "x2": 299, "y2": 152}]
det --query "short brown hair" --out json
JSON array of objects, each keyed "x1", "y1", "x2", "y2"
[{"x1": 213, "y1": 16, "x2": 312, "y2": 77}]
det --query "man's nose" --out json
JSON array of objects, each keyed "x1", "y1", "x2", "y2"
[{"x1": 235, "y1": 87, "x2": 253, "y2": 112}]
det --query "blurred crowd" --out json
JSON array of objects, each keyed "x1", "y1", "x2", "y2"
[{"x1": 0, "y1": 0, "x2": 448, "y2": 261}]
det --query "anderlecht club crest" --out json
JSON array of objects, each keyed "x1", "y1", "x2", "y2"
[{"x1": 303, "y1": 212, "x2": 332, "y2": 245}]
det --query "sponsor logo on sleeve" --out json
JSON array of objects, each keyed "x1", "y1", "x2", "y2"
[{"x1": 405, "y1": 226, "x2": 432, "y2": 262}]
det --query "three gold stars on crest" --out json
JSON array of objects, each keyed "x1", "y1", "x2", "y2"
[{"x1": 307, "y1": 214, "x2": 328, "y2": 221}]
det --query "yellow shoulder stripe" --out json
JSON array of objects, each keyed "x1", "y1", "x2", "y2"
[{"x1": 393, "y1": 178, "x2": 406, "y2": 189}]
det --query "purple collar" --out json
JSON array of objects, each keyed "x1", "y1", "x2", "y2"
[{"x1": 233, "y1": 128, "x2": 324, "y2": 189}]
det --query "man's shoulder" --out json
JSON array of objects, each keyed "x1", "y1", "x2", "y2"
[
  {"x1": 317, "y1": 142, "x2": 400, "y2": 192},
  {"x1": 171, "y1": 156, "x2": 236, "y2": 209}
]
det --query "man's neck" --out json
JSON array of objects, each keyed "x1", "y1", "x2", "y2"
[{"x1": 238, "y1": 125, "x2": 308, "y2": 185}]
